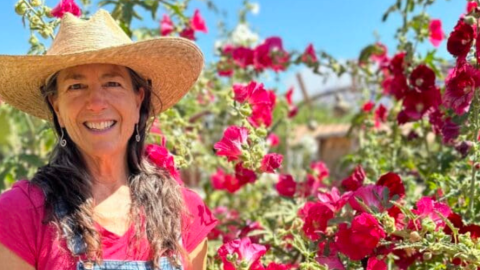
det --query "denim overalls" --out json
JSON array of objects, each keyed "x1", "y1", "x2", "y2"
[{"x1": 54, "y1": 199, "x2": 183, "y2": 270}]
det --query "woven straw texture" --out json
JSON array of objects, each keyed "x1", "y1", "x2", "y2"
[{"x1": 0, "y1": 10, "x2": 204, "y2": 121}]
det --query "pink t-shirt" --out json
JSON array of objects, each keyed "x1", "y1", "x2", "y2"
[{"x1": 0, "y1": 180, "x2": 217, "y2": 269}]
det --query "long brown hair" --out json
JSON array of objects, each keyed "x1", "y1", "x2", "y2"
[{"x1": 33, "y1": 66, "x2": 187, "y2": 268}]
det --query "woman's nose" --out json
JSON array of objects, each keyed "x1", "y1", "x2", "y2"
[{"x1": 86, "y1": 84, "x2": 108, "y2": 112}]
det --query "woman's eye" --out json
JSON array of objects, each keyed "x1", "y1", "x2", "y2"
[
  {"x1": 105, "y1": 82, "x2": 121, "y2": 87},
  {"x1": 67, "y1": 84, "x2": 83, "y2": 90}
]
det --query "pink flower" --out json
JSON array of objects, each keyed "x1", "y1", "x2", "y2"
[
  {"x1": 310, "y1": 161, "x2": 330, "y2": 181},
  {"x1": 210, "y1": 168, "x2": 243, "y2": 192},
  {"x1": 285, "y1": 87, "x2": 298, "y2": 118},
  {"x1": 234, "y1": 163, "x2": 257, "y2": 185},
  {"x1": 341, "y1": 165, "x2": 366, "y2": 191},
  {"x1": 249, "y1": 90, "x2": 277, "y2": 128},
  {"x1": 266, "y1": 262, "x2": 295, "y2": 270},
  {"x1": 300, "y1": 202, "x2": 335, "y2": 240},
  {"x1": 266, "y1": 133, "x2": 280, "y2": 147},
  {"x1": 411, "y1": 197, "x2": 452, "y2": 230},
  {"x1": 51, "y1": 0, "x2": 81, "y2": 18},
  {"x1": 389, "y1": 52, "x2": 406, "y2": 75},
  {"x1": 254, "y1": 37, "x2": 290, "y2": 72},
  {"x1": 374, "y1": 104, "x2": 388, "y2": 127},
  {"x1": 349, "y1": 184, "x2": 387, "y2": 213},
  {"x1": 429, "y1": 19, "x2": 444, "y2": 48},
  {"x1": 447, "y1": 18, "x2": 474, "y2": 59},
  {"x1": 441, "y1": 118, "x2": 460, "y2": 144},
  {"x1": 335, "y1": 213, "x2": 386, "y2": 260},
  {"x1": 366, "y1": 257, "x2": 387, "y2": 270},
  {"x1": 160, "y1": 14, "x2": 174, "y2": 36},
  {"x1": 276, "y1": 174, "x2": 296, "y2": 197},
  {"x1": 232, "y1": 47, "x2": 254, "y2": 68},
  {"x1": 317, "y1": 187, "x2": 351, "y2": 212},
  {"x1": 218, "y1": 238, "x2": 266, "y2": 270},
  {"x1": 232, "y1": 81, "x2": 264, "y2": 103},
  {"x1": 191, "y1": 9, "x2": 207, "y2": 33},
  {"x1": 261, "y1": 153, "x2": 283, "y2": 173},
  {"x1": 400, "y1": 86, "x2": 441, "y2": 122},
  {"x1": 179, "y1": 27, "x2": 195, "y2": 40},
  {"x1": 214, "y1": 126, "x2": 249, "y2": 161},
  {"x1": 145, "y1": 143, "x2": 181, "y2": 184},
  {"x1": 317, "y1": 242, "x2": 345, "y2": 270},
  {"x1": 444, "y1": 62, "x2": 480, "y2": 115},
  {"x1": 467, "y1": 1, "x2": 478, "y2": 13},
  {"x1": 371, "y1": 43, "x2": 388, "y2": 64},
  {"x1": 300, "y1": 43, "x2": 317, "y2": 64},
  {"x1": 217, "y1": 59, "x2": 235, "y2": 77}
]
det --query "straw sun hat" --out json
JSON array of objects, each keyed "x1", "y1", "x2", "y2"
[{"x1": 0, "y1": 9, "x2": 204, "y2": 121}]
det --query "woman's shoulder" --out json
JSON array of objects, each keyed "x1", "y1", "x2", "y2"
[{"x1": 0, "y1": 180, "x2": 45, "y2": 210}]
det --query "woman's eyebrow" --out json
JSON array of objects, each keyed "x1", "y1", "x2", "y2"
[
  {"x1": 62, "y1": 72, "x2": 85, "y2": 81},
  {"x1": 101, "y1": 71, "x2": 125, "y2": 79}
]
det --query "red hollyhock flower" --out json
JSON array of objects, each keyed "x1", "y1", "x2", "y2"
[
  {"x1": 441, "y1": 118, "x2": 460, "y2": 144},
  {"x1": 210, "y1": 168, "x2": 244, "y2": 193},
  {"x1": 366, "y1": 257, "x2": 387, "y2": 270},
  {"x1": 409, "y1": 64, "x2": 436, "y2": 92},
  {"x1": 300, "y1": 202, "x2": 335, "y2": 240},
  {"x1": 179, "y1": 27, "x2": 195, "y2": 40},
  {"x1": 317, "y1": 242, "x2": 345, "y2": 270},
  {"x1": 341, "y1": 165, "x2": 366, "y2": 191},
  {"x1": 285, "y1": 87, "x2": 298, "y2": 118},
  {"x1": 218, "y1": 238, "x2": 266, "y2": 270},
  {"x1": 298, "y1": 174, "x2": 325, "y2": 198},
  {"x1": 266, "y1": 133, "x2": 280, "y2": 147},
  {"x1": 371, "y1": 43, "x2": 388, "y2": 64},
  {"x1": 254, "y1": 37, "x2": 290, "y2": 72},
  {"x1": 374, "y1": 104, "x2": 388, "y2": 127},
  {"x1": 276, "y1": 174, "x2": 297, "y2": 197},
  {"x1": 429, "y1": 108, "x2": 445, "y2": 135},
  {"x1": 389, "y1": 52, "x2": 406, "y2": 75},
  {"x1": 261, "y1": 153, "x2": 283, "y2": 173},
  {"x1": 217, "y1": 60, "x2": 234, "y2": 77},
  {"x1": 447, "y1": 19, "x2": 474, "y2": 59},
  {"x1": 249, "y1": 90, "x2": 276, "y2": 128},
  {"x1": 160, "y1": 14, "x2": 174, "y2": 36},
  {"x1": 384, "y1": 73, "x2": 408, "y2": 100},
  {"x1": 300, "y1": 43, "x2": 318, "y2": 65},
  {"x1": 234, "y1": 162, "x2": 257, "y2": 185},
  {"x1": 444, "y1": 62, "x2": 480, "y2": 115},
  {"x1": 266, "y1": 262, "x2": 295, "y2": 270},
  {"x1": 145, "y1": 143, "x2": 182, "y2": 184},
  {"x1": 51, "y1": 0, "x2": 81, "y2": 18},
  {"x1": 429, "y1": 19, "x2": 444, "y2": 48},
  {"x1": 317, "y1": 187, "x2": 352, "y2": 212},
  {"x1": 467, "y1": 1, "x2": 478, "y2": 13},
  {"x1": 400, "y1": 86, "x2": 441, "y2": 122},
  {"x1": 214, "y1": 126, "x2": 249, "y2": 161},
  {"x1": 335, "y1": 213, "x2": 386, "y2": 260},
  {"x1": 376, "y1": 172, "x2": 405, "y2": 199},
  {"x1": 232, "y1": 46, "x2": 254, "y2": 68},
  {"x1": 411, "y1": 197, "x2": 452, "y2": 230},
  {"x1": 362, "y1": 101, "x2": 375, "y2": 112},
  {"x1": 349, "y1": 184, "x2": 387, "y2": 213},
  {"x1": 238, "y1": 221, "x2": 263, "y2": 244},
  {"x1": 191, "y1": 9, "x2": 207, "y2": 33},
  {"x1": 211, "y1": 168, "x2": 227, "y2": 190}
]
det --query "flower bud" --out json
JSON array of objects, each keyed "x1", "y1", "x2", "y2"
[
  {"x1": 381, "y1": 215, "x2": 396, "y2": 234},
  {"x1": 409, "y1": 231, "x2": 422, "y2": 242},
  {"x1": 239, "y1": 260, "x2": 249, "y2": 270},
  {"x1": 30, "y1": 0, "x2": 41, "y2": 7},
  {"x1": 464, "y1": 15, "x2": 477, "y2": 26},
  {"x1": 28, "y1": 34, "x2": 39, "y2": 45},
  {"x1": 43, "y1": 6, "x2": 53, "y2": 18},
  {"x1": 39, "y1": 26, "x2": 53, "y2": 39},
  {"x1": 421, "y1": 218, "x2": 436, "y2": 233},
  {"x1": 255, "y1": 128, "x2": 267, "y2": 137},
  {"x1": 239, "y1": 105, "x2": 252, "y2": 117},
  {"x1": 15, "y1": 1, "x2": 28, "y2": 16},
  {"x1": 423, "y1": 252, "x2": 432, "y2": 261}
]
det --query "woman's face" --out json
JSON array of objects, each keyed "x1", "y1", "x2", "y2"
[{"x1": 50, "y1": 63, "x2": 144, "y2": 160}]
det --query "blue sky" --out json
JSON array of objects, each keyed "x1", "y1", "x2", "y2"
[{"x1": 0, "y1": 0, "x2": 466, "y2": 93}]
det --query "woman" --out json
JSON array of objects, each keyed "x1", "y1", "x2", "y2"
[{"x1": 0, "y1": 10, "x2": 217, "y2": 270}]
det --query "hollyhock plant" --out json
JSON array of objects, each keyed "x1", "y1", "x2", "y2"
[
  {"x1": 260, "y1": 153, "x2": 283, "y2": 173},
  {"x1": 160, "y1": 14, "x2": 174, "y2": 36},
  {"x1": 335, "y1": 213, "x2": 386, "y2": 260},
  {"x1": 190, "y1": 9, "x2": 207, "y2": 33},
  {"x1": 300, "y1": 43, "x2": 318, "y2": 65},
  {"x1": 145, "y1": 142, "x2": 181, "y2": 183},
  {"x1": 300, "y1": 201, "x2": 335, "y2": 240},
  {"x1": 214, "y1": 126, "x2": 249, "y2": 161},
  {"x1": 218, "y1": 237, "x2": 267, "y2": 270},
  {"x1": 428, "y1": 19, "x2": 444, "y2": 48},
  {"x1": 276, "y1": 174, "x2": 297, "y2": 198},
  {"x1": 444, "y1": 62, "x2": 480, "y2": 115},
  {"x1": 447, "y1": 19, "x2": 474, "y2": 59},
  {"x1": 51, "y1": 0, "x2": 81, "y2": 18},
  {"x1": 254, "y1": 37, "x2": 290, "y2": 72},
  {"x1": 341, "y1": 165, "x2": 366, "y2": 191}
]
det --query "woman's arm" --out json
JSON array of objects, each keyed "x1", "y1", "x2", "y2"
[
  {"x1": 0, "y1": 243, "x2": 35, "y2": 270},
  {"x1": 188, "y1": 238, "x2": 208, "y2": 270}
]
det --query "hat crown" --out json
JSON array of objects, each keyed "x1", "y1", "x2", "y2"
[{"x1": 47, "y1": 10, "x2": 132, "y2": 55}]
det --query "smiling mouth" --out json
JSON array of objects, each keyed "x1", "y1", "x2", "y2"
[{"x1": 84, "y1": 120, "x2": 117, "y2": 131}]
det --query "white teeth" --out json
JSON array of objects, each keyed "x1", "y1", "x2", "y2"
[{"x1": 85, "y1": 121, "x2": 115, "y2": 131}]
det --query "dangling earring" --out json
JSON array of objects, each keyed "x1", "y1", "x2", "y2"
[
  {"x1": 60, "y1": 128, "x2": 67, "y2": 147},
  {"x1": 135, "y1": 124, "x2": 141, "y2": 142}
]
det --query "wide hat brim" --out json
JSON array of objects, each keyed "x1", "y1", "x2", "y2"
[{"x1": 0, "y1": 36, "x2": 203, "y2": 121}]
